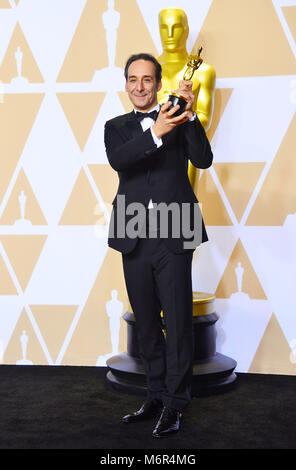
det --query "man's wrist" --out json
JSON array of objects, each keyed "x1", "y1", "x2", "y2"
[
  {"x1": 151, "y1": 123, "x2": 163, "y2": 140},
  {"x1": 150, "y1": 125, "x2": 163, "y2": 147},
  {"x1": 187, "y1": 110, "x2": 196, "y2": 121}
]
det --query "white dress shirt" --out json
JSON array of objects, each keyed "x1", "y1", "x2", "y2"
[{"x1": 134, "y1": 103, "x2": 196, "y2": 209}]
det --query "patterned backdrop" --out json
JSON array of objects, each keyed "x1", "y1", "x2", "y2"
[{"x1": 0, "y1": 0, "x2": 295, "y2": 374}]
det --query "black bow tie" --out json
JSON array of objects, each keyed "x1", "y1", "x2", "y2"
[{"x1": 135, "y1": 110, "x2": 158, "y2": 122}]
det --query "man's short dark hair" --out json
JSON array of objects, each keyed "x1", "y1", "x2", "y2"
[{"x1": 124, "y1": 53, "x2": 162, "y2": 83}]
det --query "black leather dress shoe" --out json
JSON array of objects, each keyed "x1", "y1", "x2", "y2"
[
  {"x1": 152, "y1": 406, "x2": 182, "y2": 437},
  {"x1": 122, "y1": 399, "x2": 163, "y2": 423}
]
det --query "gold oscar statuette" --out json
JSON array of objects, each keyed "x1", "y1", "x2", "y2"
[{"x1": 167, "y1": 47, "x2": 204, "y2": 116}]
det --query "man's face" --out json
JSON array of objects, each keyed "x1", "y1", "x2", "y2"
[
  {"x1": 159, "y1": 10, "x2": 188, "y2": 52},
  {"x1": 125, "y1": 59, "x2": 162, "y2": 111}
]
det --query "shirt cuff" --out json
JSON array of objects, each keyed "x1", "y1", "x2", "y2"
[
  {"x1": 189, "y1": 112, "x2": 197, "y2": 121},
  {"x1": 150, "y1": 127, "x2": 163, "y2": 148}
]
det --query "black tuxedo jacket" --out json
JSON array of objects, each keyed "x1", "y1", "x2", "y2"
[{"x1": 104, "y1": 111, "x2": 213, "y2": 254}]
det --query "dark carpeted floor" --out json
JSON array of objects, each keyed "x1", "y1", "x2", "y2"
[{"x1": 0, "y1": 365, "x2": 295, "y2": 450}]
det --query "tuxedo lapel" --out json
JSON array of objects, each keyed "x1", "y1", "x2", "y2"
[
  {"x1": 125, "y1": 112, "x2": 152, "y2": 184},
  {"x1": 120, "y1": 111, "x2": 174, "y2": 185},
  {"x1": 113, "y1": 112, "x2": 141, "y2": 142},
  {"x1": 126, "y1": 112, "x2": 143, "y2": 138}
]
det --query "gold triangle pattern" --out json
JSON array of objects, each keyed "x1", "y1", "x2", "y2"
[
  {"x1": 282, "y1": 6, "x2": 296, "y2": 44},
  {"x1": 215, "y1": 239, "x2": 267, "y2": 299},
  {"x1": 0, "y1": 0, "x2": 11, "y2": 7},
  {"x1": 249, "y1": 313, "x2": 296, "y2": 375},
  {"x1": 57, "y1": 0, "x2": 109, "y2": 82},
  {"x1": 246, "y1": 113, "x2": 296, "y2": 226},
  {"x1": 0, "y1": 22, "x2": 44, "y2": 83},
  {"x1": 0, "y1": 94, "x2": 45, "y2": 205},
  {"x1": 0, "y1": 168, "x2": 47, "y2": 226},
  {"x1": 59, "y1": 168, "x2": 105, "y2": 225},
  {"x1": 30, "y1": 305, "x2": 78, "y2": 364},
  {"x1": 4, "y1": 308, "x2": 49, "y2": 365},
  {"x1": 214, "y1": 162, "x2": 266, "y2": 222},
  {"x1": 206, "y1": 88, "x2": 233, "y2": 141},
  {"x1": 88, "y1": 163, "x2": 119, "y2": 208},
  {"x1": 192, "y1": 0, "x2": 296, "y2": 77},
  {"x1": 0, "y1": 252, "x2": 17, "y2": 294},
  {"x1": 196, "y1": 169, "x2": 233, "y2": 225},
  {"x1": 0, "y1": 235, "x2": 47, "y2": 291},
  {"x1": 61, "y1": 247, "x2": 127, "y2": 365},
  {"x1": 114, "y1": 0, "x2": 158, "y2": 68},
  {"x1": 57, "y1": 92, "x2": 106, "y2": 150}
]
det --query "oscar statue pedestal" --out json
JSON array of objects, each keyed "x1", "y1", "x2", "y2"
[{"x1": 106, "y1": 292, "x2": 237, "y2": 396}]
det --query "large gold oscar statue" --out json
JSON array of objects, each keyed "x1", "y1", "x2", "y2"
[
  {"x1": 157, "y1": 7, "x2": 216, "y2": 188},
  {"x1": 157, "y1": 7, "x2": 217, "y2": 317}
]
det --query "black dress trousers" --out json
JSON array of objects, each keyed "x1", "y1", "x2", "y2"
[{"x1": 121, "y1": 209, "x2": 194, "y2": 412}]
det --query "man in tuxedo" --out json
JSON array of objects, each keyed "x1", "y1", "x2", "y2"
[{"x1": 104, "y1": 53, "x2": 213, "y2": 437}]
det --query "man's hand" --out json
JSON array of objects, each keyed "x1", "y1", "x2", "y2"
[
  {"x1": 152, "y1": 101, "x2": 192, "y2": 139},
  {"x1": 171, "y1": 80, "x2": 195, "y2": 118}
]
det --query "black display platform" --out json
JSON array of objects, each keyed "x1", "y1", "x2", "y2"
[{"x1": 106, "y1": 293, "x2": 237, "y2": 396}]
